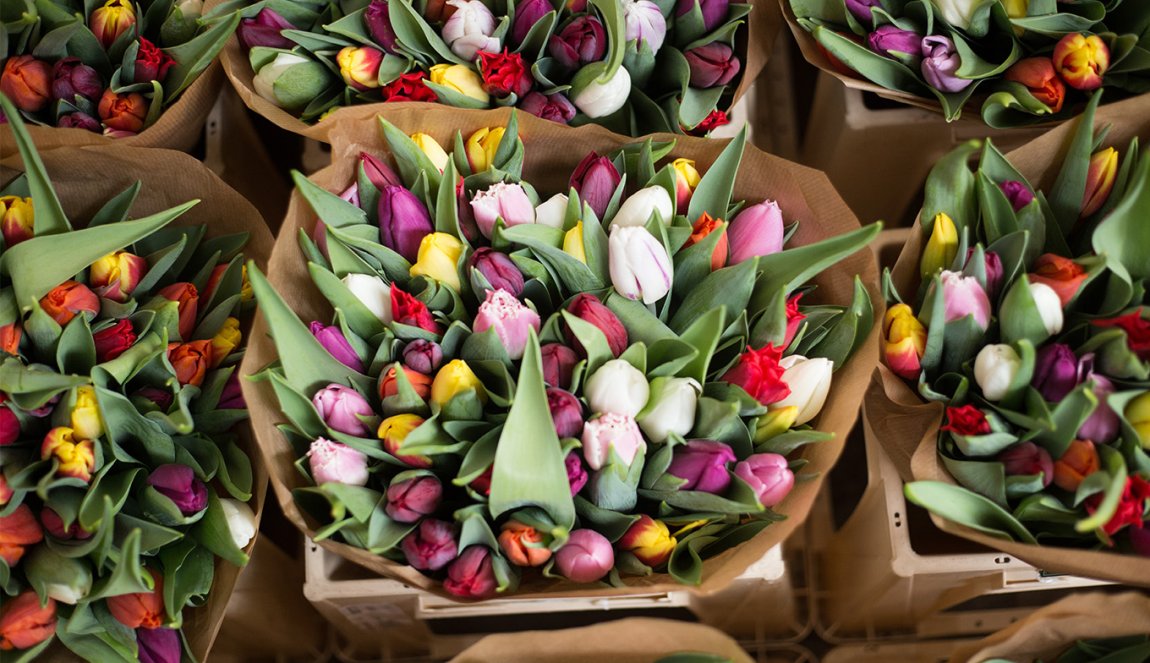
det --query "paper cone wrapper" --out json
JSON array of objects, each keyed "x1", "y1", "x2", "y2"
[
  {"x1": 0, "y1": 145, "x2": 274, "y2": 660},
  {"x1": 949, "y1": 592, "x2": 1150, "y2": 663},
  {"x1": 239, "y1": 105, "x2": 880, "y2": 600},
  {"x1": 449, "y1": 617, "x2": 755, "y2": 663},
  {"x1": 865, "y1": 93, "x2": 1150, "y2": 587},
  {"x1": 215, "y1": 0, "x2": 779, "y2": 143}
]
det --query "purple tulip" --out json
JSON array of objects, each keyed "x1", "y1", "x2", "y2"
[
  {"x1": 310, "y1": 321, "x2": 366, "y2": 373},
  {"x1": 443, "y1": 546, "x2": 499, "y2": 599},
  {"x1": 569, "y1": 153, "x2": 620, "y2": 221},
  {"x1": 921, "y1": 35, "x2": 971, "y2": 93},
  {"x1": 379, "y1": 185, "x2": 434, "y2": 262},
  {"x1": 312, "y1": 384, "x2": 375, "y2": 437},
  {"x1": 844, "y1": 0, "x2": 880, "y2": 23},
  {"x1": 734, "y1": 453, "x2": 794, "y2": 507},
  {"x1": 547, "y1": 387, "x2": 584, "y2": 439},
  {"x1": 981, "y1": 250, "x2": 1005, "y2": 300},
  {"x1": 308, "y1": 438, "x2": 369, "y2": 486},
  {"x1": 511, "y1": 0, "x2": 550, "y2": 46},
  {"x1": 386, "y1": 475, "x2": 442, "y2": 522},
  {"x1": 218, "y1": 372, "x2": 246, "y2": 409},
  {"x1": 1000, "y1": 180, "x2": 1034, "y2": 212},
  {"x1": 401, "y1": 519, "x2": 457, "y2": 571},
  {"x1": 364, "y1": 0, "x2": 398, "y2": 52},
  {"x1": 667, "y1": 440, "x2": 736, "y2": 493},
  {"x1": 1032, "y1": 344, "x2": 1080, "y2": 402},
  {"x1": 675, "y1": 0, "x2": 729, "y2": 32},
  {"x1": 997, "y1": 442, "x2": 1053, "y2": 487},
  {"x1": 519, "y1": 91, "x2": 577, "y2": 124},
  {"x1": 727, "y1": 200, "x2": 784, "y2": 264},
  {"x1": 135, "y1": 386, "x2": 174, "y2": 411},
  {"x1": 868, "y1": 25, "x2": 921, "y2": 59},
  {"x1": 685, "y1": 43, "x2": 741, "y2": 88},
  {"x1": 403, "y1": 339, "x2": 444, "y2": 375},
  {"x1": 238, "y1": 8, "x2": 295, "y2": 50},
  {"x1": 541, "y1": 343, "x2": 578, "y2": 388},
  {"x1": 470, "y1": 247, "x2": 525, "y2": 297},
  {"x1": 565, "y1": 452, "x2": 588, "y2": 495},
  {"x1": 137, "y1": 628, "x2": 181, "y2": 663},
  {"x1": 1078, "y1": 373, "x2": 1119, "y2": 444},
  {"x1": 548, "y1": 16, "x2": 606, "y2": 69},
  {"x1": 147, "y1": 464, "x2": 208, "y2": 516},
  {"x1": 554, "y1": 529, "x2": 614, "y2": 583},
  {"x1": 58, "y1": 112, "x2": 101, "y2": 132},
  {"x1": 940, "y1": 270, "x2": 991, "y2": 330},
  {"x1": 361, "y1": 152, "x2": 402, "y2": 190},
  {"x1": 51, "y1": 58, "x2": 102, "y2": 102}
]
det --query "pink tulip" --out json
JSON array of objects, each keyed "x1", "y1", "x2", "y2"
[
  {"x1": 734, "y1": 453, "x2": 794, "y2": 507},
  {"x1": 385, "y1": 475, "x2": 442, "y2": 522},
  {"x1": 565, "y1": 452, "x2": 588, "y2": 495},
  {"x1": 554, "y1": 529, "x2": 613, "y2": 583},
  {"x1": 547, "y1": 387, "x2": 584, "y2": 438},
  {"x1": 470, "y1": 183, "x2": 536, "y2": 239},
  {"x1": 312, "y1": 384, "x2": 375, "y2": 437},
  {"x1": 472, "y1": 289, "x2": 541, "y2": 360},
  {"x1": 402, "y1": 339, "x2": 444, "y2": 375},
  {"x1": 401, "y1": 519, "x2": 457, "y2": 571},
  {"x1": 727, "y1": 201, "x2": 784, "y2": 264},
  {"x1": 667, "y1": 440, "x2": 736, "y2": 493},
  {"x1": 307, "y1": 438, "x2": 369, "y2": 486},
  {"x1": 581, "y1": 413, "x2": 645, "y2": 471},
  {"x1": 443, "y1": 546, "x2": 499, "y2": 599},
  {"x1": 940, "y1": 270, "x2": 991, "y2": 330}
]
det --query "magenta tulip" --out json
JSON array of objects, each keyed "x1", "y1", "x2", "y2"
[
  {"x1": 554, "y1": 529, "x2": 614, "y2": 583},
  {"x1": 1000, "y1": 180, "x2": 1034, "y2": 212},
  {"x1": 137, "y1": 628, "x2": 181, "y2": 663},
  {"x1": 511, "y1": 0, "x2": 550, "y2": 45},
  {"x1": 470, "y1": 247, "x2": 525, "y2": 297},
  {"x1": 727, "y1": 200, "x2": 784, "y2": 264},
  {"x1": 379, "y1": 185, "x2": 434, "y2": 262},
  {"x1": 147, "y1": 465, "x2": 208, "y2": 516},
  {"x1": 734, "y1": 453, "x2": 794, "y2": 507},
  {"x1": 311, "y1": 384, "x2": 375, "y2": 437},
  {"x1": 868, "y1": 25, "x2": 921, "y2": 59},
  {"x1": 997, "y1": 442, "x2": 1054, "y2": 487},
  {"x1": 565, "y1": 452, "x2": 588, "y2": 495},
  {"x1": 238, "y1": 8, "x2": 294, "y2": 49},
  {"x1": 385, "y1": 475, "x2": 443, "y2": 522},
  {"x1": 667, "y1": 440, "x2": 736, "y2": 493},
  {"x1": 1078, "y1": 374, "x2": 1119, "y2": 444},
  {"x1": 401, "y1": 519, "x2": 457, "y2": 571},
  {"x1": 675, "y1": 0, "x2": 729, "y2": 32},
  {"x1": 443, "y1": 546, "x2": 499, "y2": 598},
  {"x1": 309, "y1": 321, "x2": 365, "y2": 373},
  {"x1": 1031, "y1": 344, "x2": 1080, "y2": 402}
]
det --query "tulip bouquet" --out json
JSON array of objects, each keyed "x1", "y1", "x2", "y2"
[
  {"x1": 245, "y1": 110, "x2": 879, "y2": 598},
  {"x1": 786, "y1": 0, "x2": 1150, "y2": 126},
  {"x1": 0, "y1": 0, "x2": 237, "y2": 145},
  {"x1": 875, "y1": 94, "x2": 1150, "y2": 574},
  {"x1": 0, "y1": 95, "x2": 269, "y2": 659},
  {"x1": 221, "y1": 0, "x2": 761, "y2": 137}
]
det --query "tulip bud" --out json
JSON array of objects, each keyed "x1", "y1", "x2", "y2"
[
  {"x1": 442, "y1": 0, "x2": 500, "y2": 59},
  {"x1": 403, "y1": 339, "x2": 444, "y2": 375},
  {"x1": 520, "y1": 91, "x2": 577, "y2": 124},
  {"x1": 410, "y1": 133, "x2": 450, "y2": 172},
  {"x1": 541, "y1": 343, "x2": 579, "y2": 389},
  {"x1": 511, "y1": 0, "x2": 550, "y2": 45},
  {"x1": 564, "y1": 222, "x2": 587, "y2": 263},
  {"x1": 883, "y1": 303, "x2": 926, "y2": 380},
  {"x1": 464, "y1": 127, "x2": 504, "y2": 173},
  {"x1": 138, "y1": 627, "x2": 181, "y2": 663},
  {"x1": 156, "y1": 282, "x2": 199, "y2": 341},
  {"x1": 721, "y1": 343, "x2": 790, "y2": 406},
  {"x1": 338, "y1": 46, "x2": 384, "y2": 91},
  {"x1": 342, "y1": 273, "x2": 393, "y2": 324},
  {"x1": 308, "y1": 437, "x2": 369, "y2": 485},
  {"x1": 168, "y1": 340, "x2": 211, "y2": 387},
  {"x1": 312, "y1": 384, "x2": 376, "y2": 437},
  {"x1": 1004, "y1": 57, "x2": 1065, "y2": 113},
  {"x1": 0, "y1": 405, "x2": 18, "y2": 446},
  {"x1": 582, "y1": 412, "x2": 645, "y2": 471},
  {"x1": 675, "y1": 0, "x2": 729, "y2": 32},
  {"x1": 479, "y1": 50, "x2": 533, "y2": 98},
  {"x1": 25, "y1": 546, "x2": 92, "y2": 605},
  {"x1": 134, "y1": 37, "x2": 175, "y2": 84},
  {"x1": 611, "y1": 186, "x2": 674, "y2": 229},
  {"x1": 209, "y1": 316, "x2": 242, "y2": 367},
  {"x1": 309, "y1": 321, "x2": 366, "y2": 373},
  {"x1": 471, "y1": 182, "x2": 536, "y2": 238},
  {"x1": 40, "y1": 280, "x2": 99, "y2": 325},
  {"x1": 868, "y1": 25, "x2": 921, "y2": 60},
  {"x1": 107, "y1": 570, "x2": 165, "y2": 629},
  {"x1": 620, "y1": 0, "x2": 665, "y2": 54},
  {"x1": 571, "y1": 65, "x2": 631, "y2": 119},
  {"x1": 386, "y1": 475, "x2": 442, "y2": 522},
  {"x1": 727, "y1": 200, "x2": 784, "y2": 264},
  {"x1": 565, "y1": 293, "x2": 628, "y2": 357},
  {"x1": 239, "y1": 8, "x2": 294, "y2": 49},
  {"x1": 219, "y1": 498, "x2": 257, "y2": 549},
  {"x1": 974, "y1": 344, "x2": 1022, "y2": 402},
  {"x1": 1031, "y1": 343, "x2": 1080, "y2": 402},
  {"x1": 1127, "y1": 393, "x2": 1150, "y2": 451},
  {"x1": 735, "y1": 453, "x2": 794, "y2": 507},
  {"x1": 93, "y1": 319, "x2": 136, "y2": 363},
  {"x1": 671, "y1": 159, "x2": 700, "y2": 209},
  {"x1": 391, "y1": 287, "x2": 441, "y2": 334},
  {"x1": 379, "y1": 414, "x2": 432, "y2": 468},
  {"x1": 772, "y1": 355, "x2": 833, "y2": 425},
  {"x1": 470, "y1": 248, "x2": 525, "y2": 297},
  {"x1": 147, "y1": 464, "x2": 208, "y2": 516},
  {"x1": 98, "y1": 89, "x2": 148, "y2": 134},
  {"x1": 609, "y1": 226, "x2": 672, "y2": 304},
  {"x1": 921, "y1": 35, "x2": 971, "y2": 93},
  {"x1": 380, "y1": 364, "x2": 433, "y2": 401},
  {"x1": 0, "y1": 505, "x2": 42, "y2": 566},
  {"x1": 41, "y1": 427, "x2": 96, "y2": 482},
  {"x1": 0, "y1": 591, "x2": 56, "y2": 651},
  {"x1": 999, "y1": 181, "x2": 1034, "y2": 213},
  {"x1": 566, "y1": 452, "x2": 589, "y2": 495},
  {"x1": 1082, "y1": 147, "x2": 1118, "y2": 218},
  {"x1": 1077, "y1": 374, "x2": 1118, "y2": 444},
  {"x1": 1053, "y1": 33, "x2": 1109, "y2": 91},
  {"x1": 0, "y1": 323, "x2": 21, "y2": 357},
  {"x1": 968, "y1": 249, "x2": 1004, "y2": 300},
  {"x1": 555, "y1": 529, "x2": 614, "y2": 583},
  {"x1": 429, "y1": 63, "x2": 490, "y2": 103},
  {"x1": 684, "y1": 212, "x2": 728, "y2": 271},
  {"x1": 402, "y1": 519, "x2": 457, "y2": 570},
  {"x1": 997, "y1": 442, "x2": 1053, "y2": 487},
  {"x1": 667, "y1": 439, "x2": 736, "y2": 493},
  {"x1": 0, "y1": 55, "x2": 52, "y2": 112},
  {"x1": 431, "y1": 359, "x2": 487, "y2": 408},
  {"x1": 378, "y1": 185, "x2": 435, "y2": 263},
  {"x1": 473, "y1": 289, "x2": 541, "y2": 360},
  {"x1": 549, "y1": 16, "x2": 607, "y2": 69},
  {"x1": 685, "y1": 43, "x2": 741, "y2": 88},
  {"x1": 547, "y1": 387, "x2": 584, "y2": 439},
  {"x1": 1029, "y1": 254, "x2": 1086, "y2": 307},
  {"x1": 90, "y1": 0, "x2": 137, "y2": 48},
  {"x1": 51, "y1": 58, "x2": 103, "y2": 103},
  {"x1": 444, "y1": 546, "x2": 499, "y2": 598},
  {"x1": 498, "y1": 521, "x2": 551, "y2": 567},
  {"x1": 570, "y1": 153, "x2": 621, "y2": 221},
  {"x1": 253, "y1": 53, "x2": 333, "y2": 111},
  {"x1": 1053, "y1": 439, "x2": 1099, "y2": 492},
  {"x1": 585, "y1": 359, "x2": 650, "y2": 418},
  {"x1": 364, "y1": 0, "x2": 398, "y2": 52},
  {"x1": 0, "y1": 476, "x2": 12, "y2": 507},
  {"x1": 90, "y1": 250, "x2": 148, "y2": 302},
  {"x1": 1029, "y1": 281, "x2": 1065, "y2": 337},
  {"x1": 411, "y1": 232, "x2": 464, "y2": 292},
  {"x1": 921, "y1": 212, "x2": 958, "y2": 277},
  {"x1": 638, "y1": 377, "x2": 701, "y2": 443},
  {"x1": 939, "y1": 270, "x2": 991, "y2": 330},
  {"x1": 70, "y1": 386, "x2": 103, "y2": 441},
  {"x1": 0, "y1": 196, "x2": 34, "y2": 247},
  {"x1": 617, "y1": 515, "x2": 675, "y2": 567}
]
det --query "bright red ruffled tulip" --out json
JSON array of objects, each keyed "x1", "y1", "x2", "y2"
[
  {"x1": 720, "y1": 343, "x2": 790, "y2": 406},
  {"x1": 380, "y1": 71, "x2": 437, "y2": 102},
  {"x1": 478, "y1": 50, "x2": 533, "y2": 98},
  {"x1": 684, "y1": 212, "x2": 728, "y2": 271},
  {"x1": 157, "y1": 282, "x2": 199, "y2": 340},
  {"x1": 1, "y1": 55, "x2": 52, "y2": 112},
  {"x1": 93, "y1": 318, "x2": 137, "y2": 362},
  {"x1": 167, "y1": 340, "x2": 211, "y2": 386},
  {"x1": 98, "y1": 89, "x2": 148, "y2": 134},
  {"x1": 0, "y1": 505, "x2": 43, "y2": 566},
  {"x1": 1053, "y1": 33, "x2": 1109, "y2": 91},
  {"x1": 1086, "y1": 476, "x2": 1150, "y2": 536},
  {"x1": 107, "y1": 570, "x2": 165, "y2": 629},
  {"x1": 565, "y1": 293, "x2": 628, "y2": 357},
  {"x1": 1094, "y1": 309, "x2": 1150, "y2": 362},
  {"x1": 134, "y1": 38, "x2": 175, "y2": 84},
  {"x1": 688, "y1": 108, "x2": 729, "y2": 135},
  {"x1": 391, "y1": 287, "x2": 441, "y2": 334},
  {"x1": 940, "y1": 404, "x2": 991, "y2": 437},
  {"x1": 39, "y1": 280, "x2": 99, "y2": 325},
  {"x1": 0, "y1": 591, "x2": 56, "y2": 651},
  {"x1": 1004, "y1": 57, "x2": 1065, "y2": 113}
]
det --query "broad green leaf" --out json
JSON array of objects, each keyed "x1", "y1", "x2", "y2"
[{"x1": 904, "y1": 480, "x2": 1037, "y2": 543}]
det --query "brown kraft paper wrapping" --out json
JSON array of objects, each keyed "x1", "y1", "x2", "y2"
[
  {"x1": 865, "y1": 93, "x2": 1150, "y2": 586},
  {"x1": 214, "y1": 0, "x2": 780, "y2": 143},
  {"x1": 949, "y1": 592, "x2": 1150, "y2": 663},
  {"x1": 0, "y1": 61, "x2": 223, "y2": 155},
  {"x1": 0, "y1": 145, "x2": 274, "y2": 660},
  {"x1": 449, "y1": 617, "x2": 756, "y2": 663},
  {"x1": 239, "y1": 105, "x2": 880, "y2": 600}
]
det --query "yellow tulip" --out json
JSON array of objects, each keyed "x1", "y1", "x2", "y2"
[
  {"x1": 563, "y1": 222, "x2": 586, "y2": 264},
  {"x1": 70, "y1": 387, "x2": 103, "y2": 441},
  {"x1": 1125, "y1": 393, "x2": 1150, "y2": 450},
  {"x1": 410, "y1": 232, "x2": 463, "y2": 292},
  {"x1": 429, "y1": 64, "x2": 489, "y2": 104},
  {"x1": 671, "y1": 158, "x2": 700, "y2": 209},
  {"x1": 411, "y1": 132, "x2": 450, "y2": 172},
  {"x1": 920, "y1": 212, "x2": 958, "y2": 278},
  {"x1": 754, "y1": 406, "x2": 798, "y2": 443},
  {"x1": 0, "y1": 196, "x2": 34, "y2": 246},
  {"x1": 211, "y1": 317, "x2": 242, "y2": 367},
  {"x1": 465, "y1": 127, "x2": 505, "y2": 172},
  {"x1": 431, "y1": 359, "x2": 487, "y2": 407}
]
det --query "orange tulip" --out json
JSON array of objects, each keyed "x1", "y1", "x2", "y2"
[
  {"x1": 0, "y1": 56, "x2": 51, "y2": 112},
  {"x1": 1053, "y1": 33, "x2": 1109, "y2": 91},
  {"x1": 98, "y1": 89, "x2": 148, "y2": 134},
  {"x1": 41, "y1": 427, "x2": 96, "y2": 483},
  {"x1": 156, "y1": 282, "x2": 199, "y2": 340},
  {"x1": 107, "y1": 570, "x2": 165, "y2": 629},
  {"x1": 379, "y1": 364, "x2": 433, "y2": 401},
  {"x1": 167, "y1": 340, "x2": 211, "y2": 386},
  {"x1": 1003, "y1": 57, "x2": 1065, "y2": 113},
  {"x1": 1053, "y1": 439, "x2": 1100, "y2": 492},
  {"x1": 498, "y1": 520, "x2": 552, "y2": 567},
  {"x1": 683, "y1": 212, "x2": 728, "y2": 271},
  {"x1": 39, "y1": 280, "x2": 99, "y2": 326},
  {"x1": 1029, "y1": 254, "x2": 1087, "y2": 306},
  {"x1": 0, "y1": 323, "x2": 20, "y2": 355},
  {"x1": 0, "y1": 505, "x2": 43, "y2": 566},
  {"x1": 0, "y1": 591, "x2": 56, "y2": 651}
]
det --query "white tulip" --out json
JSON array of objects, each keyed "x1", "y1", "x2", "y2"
[
  {"x1": 585, "y1": 359, "x2": 650, "y2": 417},
  {"x1": 1029, "y1": 281, "x2": 1064, "y2": 337},
  {"x1": 608, "y1": 225, "x2": 672, "y2": 304},
  {"x1": 253, "y1": 53, "x2": 313, "y2": 106},
  {"x1": 220, "y1": 498, "x2": 258, "y2": 549},
  {"x1": 442, "y1": 0, "x2": 499, "y2": 60},
  {"x1": 342, "y1": 273, "x2": 392, "y2": 323},
  {"x1": 25, "y1": 548, "x2": 91, "y2": 605},
  {"x1": 535, "y1": 193, "x2": 569, "y2": 229},
  {"x1": 974, "y1": 344, "x2": 1021, "y2": 402},
  {"x1": 572, "y1": 66, "x2": 632, "y2": 119},
  {"x1": 638, "y1": 377, "x2": 701, "y2": 442},
  {"x1": 930, "y1": 0, "x2": 979, "y2": 29},
  {"x1": 176, "y1": 0, "x2": 203, "y2": 18},
  {"x1": 610, "y1": 186, "x2": 674, "y2": 229},
  {"x1": 773, "y1": 355, "x2": 833, "y2": 425}
]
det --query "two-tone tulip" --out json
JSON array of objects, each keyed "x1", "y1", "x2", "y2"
[
  {"x1": 379, "y1": 414, "x2": 432, "y2": 467},
  {"x1": 308, "y1": 437, "x2": 369, "y2": 485},
  {"x1": 1, "y1": 196, "x2": 34, "y2": 247},
  {"x1": 471, "y1": 182, "x2": 536, "y2": 238},
  {"x1": 727, "y1": 200, "x2": 784, "y2": 264},
  {"x1": 90, "y1": 250, "x2": 147, "y2": 302},
  {"x1": 672, "y1": 159, "x2": 700, "y2": 209},
  {"x1": 41, "y1": 427, "x2": 96, "y2": 483},
  {"x1": 338, "y1": 46, "x2": 384, "y2": 91},
  {"x1": 1082, "y1": 147, "x2": 1118, "y2": 217},
  {"x1": 473, "y1": 288, "x2": 541, "y2": 360},
  {"x1": 623, "y1": 0, "x2": 666, "y2": 53},
  {"x1": 617, "y1": 515, "x2": 675, "y2": 567},
  {"x1": 1053, "y1": 33, "x2": 1109, "y2": 91},
  {"x1": 608, "y1": 226, "x2": 672, "y2": 304},
  {"x1": 90, "y1": 0, "x2": 137, "y2": 48},
  {"x1": 883, "y1": 303, "x2": 926, "y2": 380}
]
